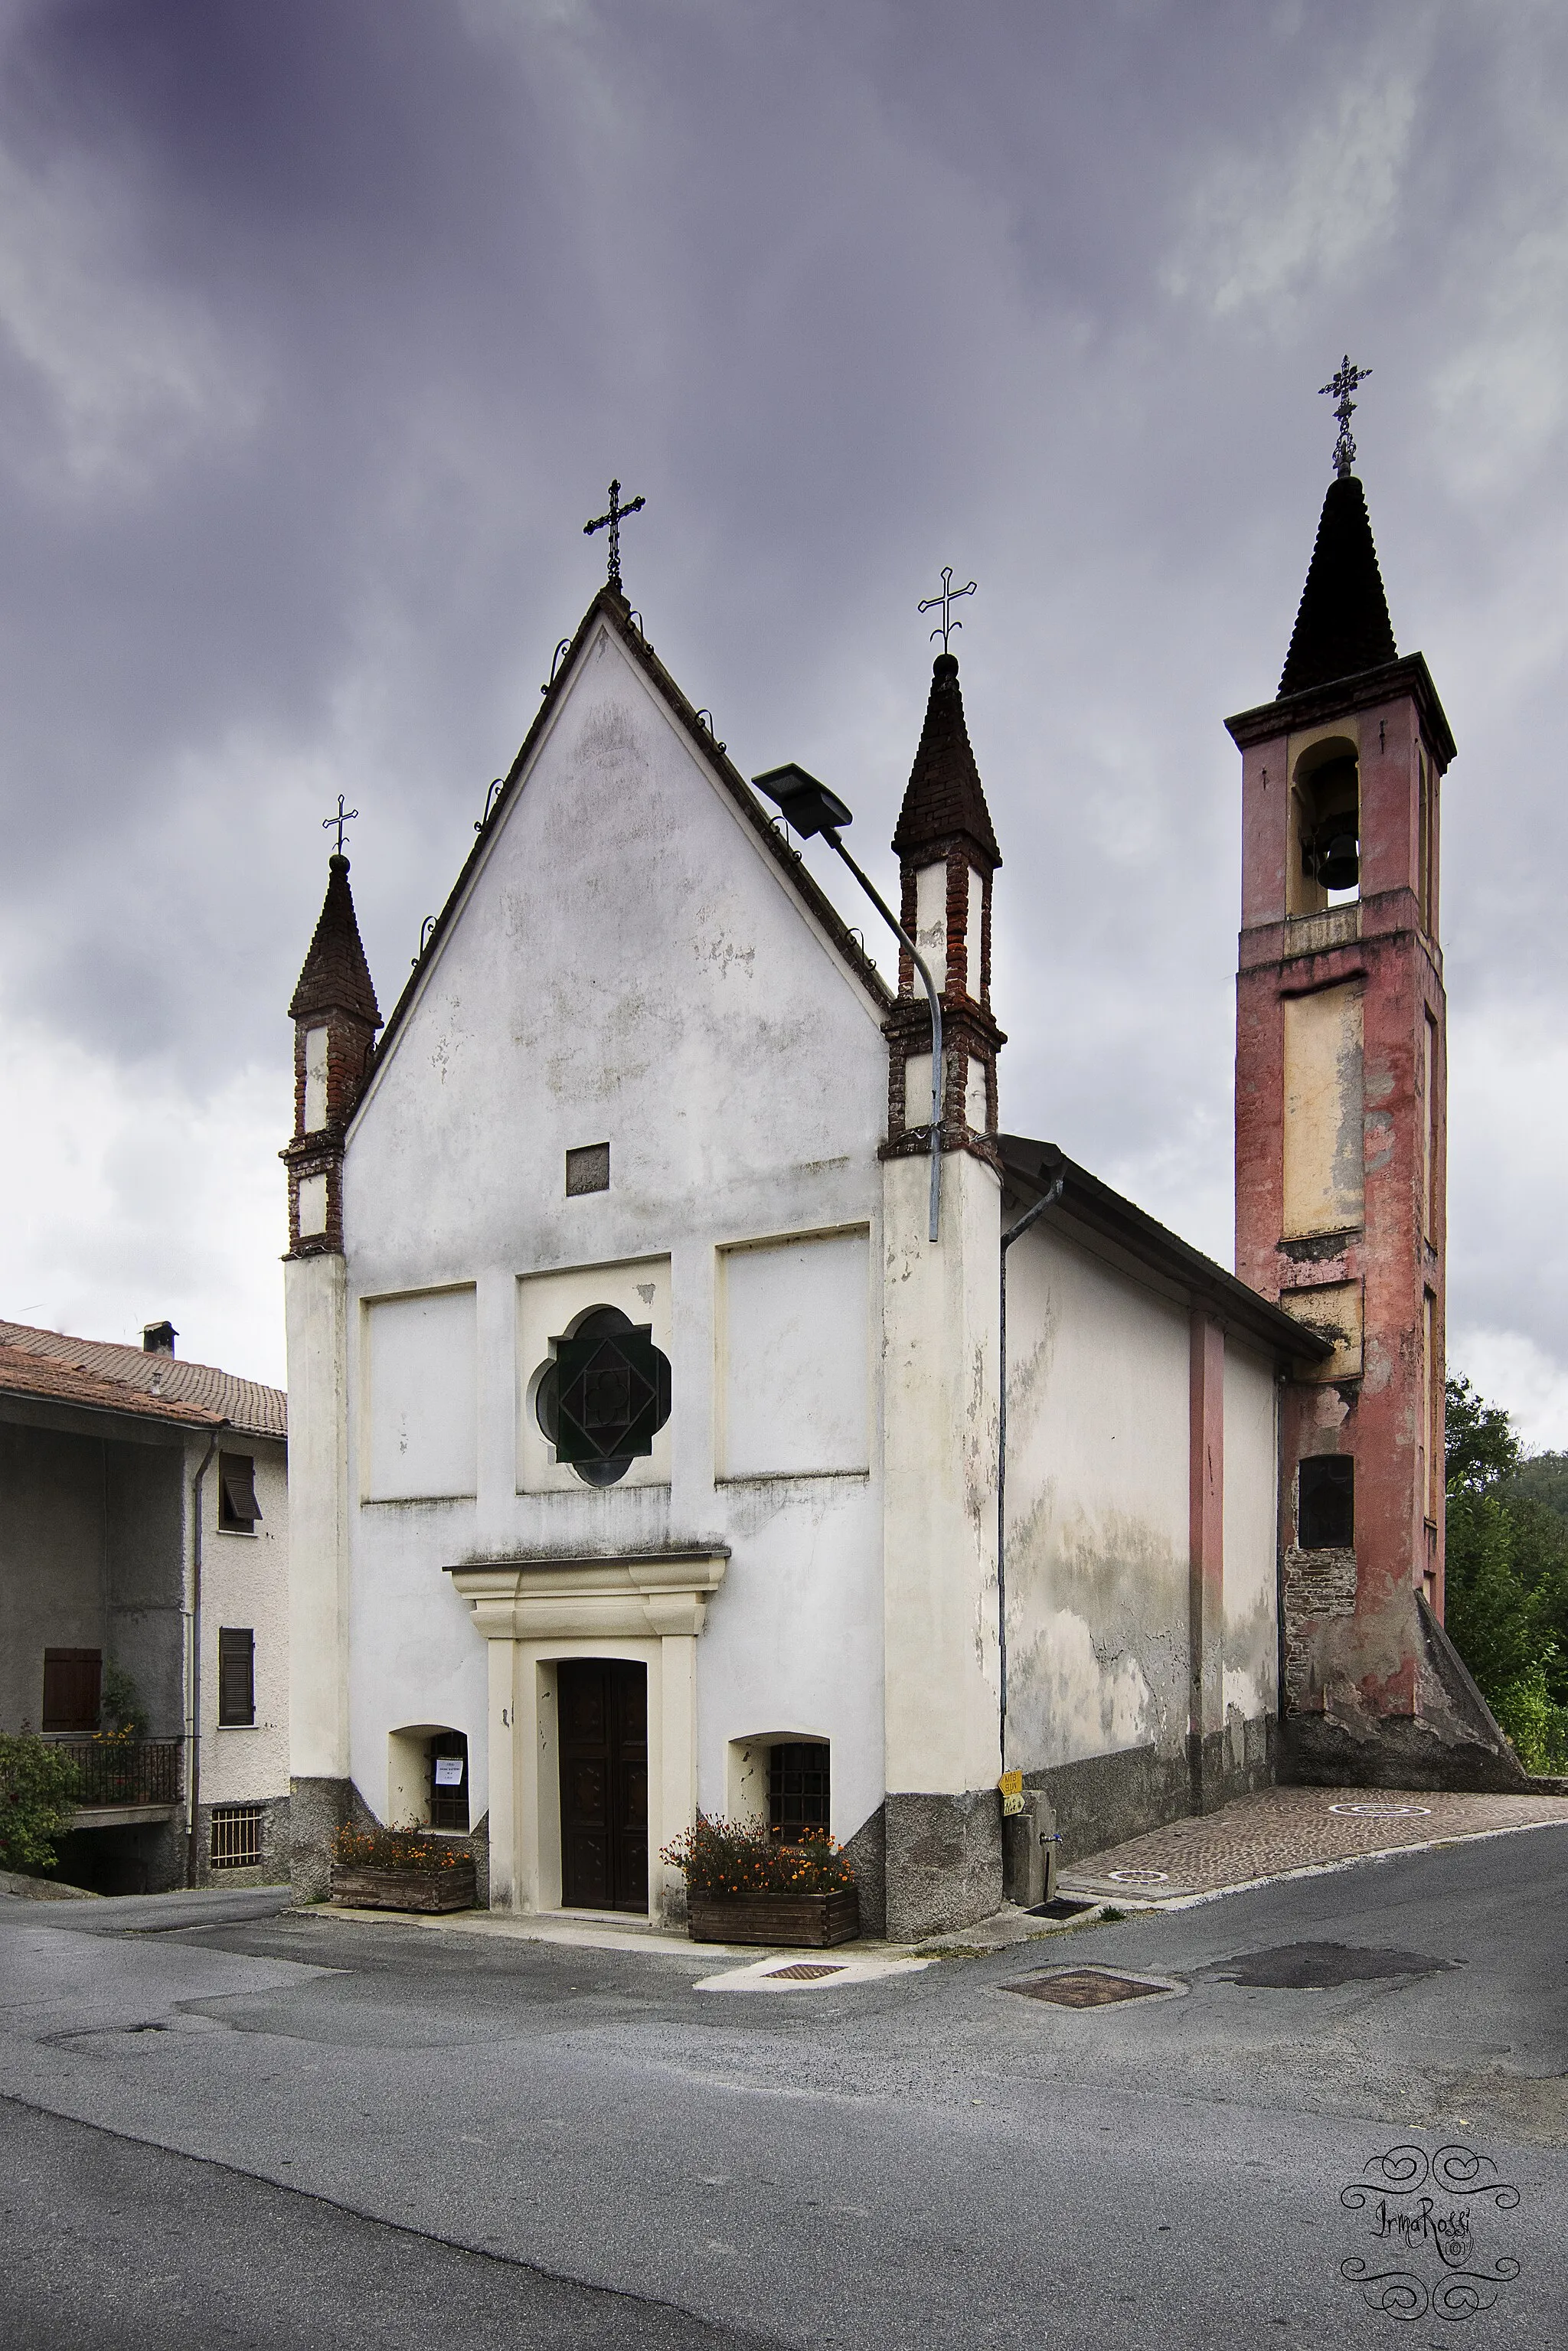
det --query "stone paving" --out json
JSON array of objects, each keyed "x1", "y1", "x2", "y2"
[{"x1": 1057, "y1": 1781, "x2": 1568, "y2": 1905}]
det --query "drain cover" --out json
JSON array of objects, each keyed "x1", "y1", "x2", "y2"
[
  {"x1": 1328, "y1": 1801, "x2": 1432, "y2": 1820},
  {"x1": 1207, "y1": 1941, "x2": 1455, "y2": 1989},
  {"x1": 1028, "y1": 1897, "x2": 1096, "y2": 1920},
  {"x1": 1008, "y1": 1969, "x2": 1170, "y2": 2008},
  {"x1": 763, "y1": 1961, "x2": 847, "y2": 1982}
]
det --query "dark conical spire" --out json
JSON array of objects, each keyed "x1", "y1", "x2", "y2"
[
  {"x1": 1279, "y1": 474, "x2": 1397, "y2": 697},
  {"x1": 289, "y1": 854, "x2": 381, "y2": 1027},
  {"x1": 891, "y1": 653, "x2": 1001, "y2": 868}
]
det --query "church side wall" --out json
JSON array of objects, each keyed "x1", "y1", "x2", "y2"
[
  {"x1": 1001, "y1": 1219, "x2": 1193, "y2": 1859},
  {"x1": 1220, "y1": 1338, "x2": 1280, "y2": 1793}
]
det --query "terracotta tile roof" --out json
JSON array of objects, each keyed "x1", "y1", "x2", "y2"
[
  {"x1": 1279, "y1": 474, "x2": 1398, "y2": 697},
  {"x1": 891, "y1": 653, "x2": 1001, "y2": 867},
  {"x1": 0, "y1": 1322, "x2": 286, "y2": 1439},
  {"x1": 289, "y1": 854, "x2": 382, "y2": 1027}
]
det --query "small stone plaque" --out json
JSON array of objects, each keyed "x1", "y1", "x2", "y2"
[{"x1": 566, "y1": 1142, "x2": 610, "y2": 1196}]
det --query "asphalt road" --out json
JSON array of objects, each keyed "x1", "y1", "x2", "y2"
[{"x1": 2, "y1": 1830, "x2": 1565, "y2": 2351}]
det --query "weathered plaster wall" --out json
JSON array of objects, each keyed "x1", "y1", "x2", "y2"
[
  {"x1": 200, "y1": 1433, "x2": 289, "y2": 1807},
  {"x1": 1002, "y1": 1221, "x2": 1191, "y2": 1775},
  {"x1": 0, "y1": 1412, "x2": 108, "y2": 1730},
  {"x1": 1220, "y1": 1340, "x2": 1279, "y2": 1731},
  {"x1": 335, "y1": 618, "x2": 890, "y2": 1889}
]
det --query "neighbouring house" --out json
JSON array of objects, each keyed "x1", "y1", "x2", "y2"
[
  {"x1": 0, "y1": 1318, "x2": 289, "y2": 1892},
  {"x1": 279, "y1": 439, "x2": 1517, "y2": 1942}
]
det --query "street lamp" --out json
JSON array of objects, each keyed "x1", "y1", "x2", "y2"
[{"x1": 753, "y1": 764, "x2": 943, "y2": 1243}]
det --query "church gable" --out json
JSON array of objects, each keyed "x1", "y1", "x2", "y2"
[{"x1": 347, "y1": 603, "x2": 890, "y2": 1258}]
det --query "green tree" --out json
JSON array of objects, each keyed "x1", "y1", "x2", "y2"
[
  {"x1": 0, "y1": 1732, "x2": 81, "y2": 1873},
  {"x1": 1445, "y1": 1373, "x2": 1521, "y2": 1494},
  {"x1": 1443, "y1": 1378, "x2": 1568, "y2": 1775}
]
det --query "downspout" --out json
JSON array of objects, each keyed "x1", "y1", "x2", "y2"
[
  {"x1": 185, "y1": 1422, "x2": 225, "y2": 1889},
  {"x1": 998, "y1": 1174, "x2": 1064, "y2": 1771}
]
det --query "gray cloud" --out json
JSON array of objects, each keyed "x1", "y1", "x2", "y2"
[{"x1": 2, "y1": 0, "x2": 1566, "y2": 1427}]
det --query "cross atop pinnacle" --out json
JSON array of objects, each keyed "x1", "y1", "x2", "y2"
[
  {"x1": 1319, "y1": 354, "x2": 1371, "y2": 480},
  {"x1": 322, "y1": 794, "x2": 358, "y2": 859},
  {"x1": 917, "y1": 565, "x2": 977, "y2": 655},
  {"x1": 583, "y1": 478, "x2": 646, "y2": 593}
]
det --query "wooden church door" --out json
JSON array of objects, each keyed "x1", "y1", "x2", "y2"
[{"x1": 557, "y1": 1660, "x2": 649, "y2": 1912}]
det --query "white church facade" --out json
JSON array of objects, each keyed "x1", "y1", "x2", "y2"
[{"x1": 282, "y1": 579, "x2": 1323, "y2": 1939}]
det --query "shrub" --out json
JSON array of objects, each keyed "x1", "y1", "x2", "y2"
[
  {"x1": 331, "y1": 1823, "x2": 470, "y2": 1873},
  {"x1": 0, "y1": 1731, "x2": 81, "y2": 1873},
  {"x1": 661, "y1": 1811, "x2": 854, "y2": 1896}
]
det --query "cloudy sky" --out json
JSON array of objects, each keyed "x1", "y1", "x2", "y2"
[{"x1": 2, "y1": 0, "x2": 1566, "y2": 1438}]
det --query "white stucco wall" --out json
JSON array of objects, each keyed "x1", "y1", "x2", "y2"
[
  {"x1": 199, "y1": 1434, "x2": 289, "y2": 1804},
  {"x1": 1221, "y1": 1339, "x2": 1280, "y2": 1726},
  {"x1": 337, "y1": 616, "x2": 892, "y2": 1868},
  {"x1": 1001, "y1": 1220, "x2": 1191, "y2": 1772}
]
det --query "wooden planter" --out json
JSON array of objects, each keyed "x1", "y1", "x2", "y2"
[
  {"x1": 329, "y1": 1861, "x2": 476, "y2": 1915},
  {"x1": 687, "y1": 1887, "x2": 859, "y2": 1948}
]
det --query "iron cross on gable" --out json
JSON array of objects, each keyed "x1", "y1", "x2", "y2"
[
  {"x1": 1320, "y1": 354, "x2": 1371, "y2": 480},
  {"x1": 583, "y1": 478, "x2": 646, "y2": 593},
  {"x1": 322, "y1": 794, "x2": 358, "y2": 855},
  {"x1": 918, "y1": 565, "x2": 977, "y2": 654}
]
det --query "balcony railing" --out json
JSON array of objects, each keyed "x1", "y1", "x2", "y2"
[{"x1": 57, "y1": 1739, "x2": 184, "y2": 1808}]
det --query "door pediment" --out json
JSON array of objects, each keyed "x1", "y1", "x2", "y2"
[{"x1": 446, "y1": 1548, "x2": 729, "y2": 1640}]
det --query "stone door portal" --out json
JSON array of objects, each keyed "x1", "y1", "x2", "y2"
[{"x1": 557, "y1": 1659, "x2": 648, "y2": 1912}]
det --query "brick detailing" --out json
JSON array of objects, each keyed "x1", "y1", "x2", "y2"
[
  {"x1": 1282, "y1": 1546, "x2": 1357, "y2": 1709},
  {"x1": 282, "y1": 852, "x2": 382, "y2": 1260},
  {"x1": 882, "y1": 651, "x2": 1006, "y2": 1169}
]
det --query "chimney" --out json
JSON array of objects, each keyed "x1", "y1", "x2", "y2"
[{"x1": 142, "y1": 1321, "x2": 177, "y2": 1357}]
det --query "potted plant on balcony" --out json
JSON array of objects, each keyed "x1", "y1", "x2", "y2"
[
  {"x1": 328, "y1": 1824, "x2": 477, "y2": 1915},
  {"x1": 662, "y1": 1813, "x2": 858, "y2": 1948}
]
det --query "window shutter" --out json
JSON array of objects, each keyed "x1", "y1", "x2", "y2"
[
  {"x1": 219, "y1": 1454, "x2": 261, "y2": 1529},
  {"x1": 217, "y1": 1627, "x2": 255, "y2": 1726},
  {"x1": 42, "y1": 1649, "x2": 102, "y2": 1733}
]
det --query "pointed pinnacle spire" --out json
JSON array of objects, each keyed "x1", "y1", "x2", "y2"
[
  {"x1": 892, "y1": 651, "x2": 1001, "y2": 870},
  {"x1": 1278, "y1": 475, "x2": 1398, "y2": 698},
  {"x1": 289, "y1": 853, "x2": 382, "y2": 1028}
]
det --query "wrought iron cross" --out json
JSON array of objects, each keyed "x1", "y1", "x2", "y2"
[
  {"x1": 1319, "y1": 354, "x2": 1371, "y2": 480},
  {"x1": 583, "y1": 478, "x2": 646, "y2": 593},
  {"x1": 918, "y1": 565, "x2": 977, "y2": 653},
  {"x1": 322, "y1": 795, "x2": 358, "y2": 855}
]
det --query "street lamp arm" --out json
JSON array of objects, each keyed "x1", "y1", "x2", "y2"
[{"x1": 823, "y1": 829, "x2": 942, "y2": 1244}]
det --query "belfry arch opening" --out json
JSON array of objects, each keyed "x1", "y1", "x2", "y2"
[{"x1": 1291, "y1": 737, "x2": 1360, "y2": 913}]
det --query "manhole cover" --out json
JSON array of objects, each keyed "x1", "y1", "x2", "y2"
[
  {"x1": 1008, "y1": 1970, "x2": 1170, "y2": 2008},
  {"x1": 763, "y1": 1962, "x2": 847, "y2": 1982},
  {"x1": 1207, "y1": 1942, "x2": 1455, "y2": 1989},
  {"x1": 1328, "y1": 1801, "x2": 1432, "y2": 1819},
  {"x1": 1106, "y1": 1869, "x2": 1170, "y2": 1885}
]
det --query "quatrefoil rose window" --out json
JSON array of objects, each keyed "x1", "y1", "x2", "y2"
[{"x1": 533, "y1": 1306, "x2": 671, "y2": 1486}]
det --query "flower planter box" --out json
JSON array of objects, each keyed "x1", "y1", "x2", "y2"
[
  {"x1": 329, "y1": 1861, "x2": 476, "y2": 1915},
  {"x1": 687, "y1": 1887, "x2": 859, "y2": 1948}
]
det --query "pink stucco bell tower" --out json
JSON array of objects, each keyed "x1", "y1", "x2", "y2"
[{"x1": 1226, "y1": 414, "x2": 1517, "y2": 1787}]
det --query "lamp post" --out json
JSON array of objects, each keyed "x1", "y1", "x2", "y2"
[{"x1": 753, "y1": 765, "x2": 942, "y2": 1244}]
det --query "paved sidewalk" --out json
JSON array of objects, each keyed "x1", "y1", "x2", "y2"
[{"x1": 1058, "y1": 1781, "x2": 1568, "y2": 1904}]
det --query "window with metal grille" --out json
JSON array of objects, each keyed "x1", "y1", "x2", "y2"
[
  {"x1": 217, "y1": 1628, "x2": 255, "y2": 1726},
  {"x1": 429, "y1": 1731, "x2": 469, "y2": 1831},
  {"x1": 768, "y1": 1742, "x2": 830, "y2": 1842},
  {"x1": 42, "y1": 1649, "x2": 101, "y2": 1732},
  {"x1": 1298, "y1": 1455, "x2": 1354, "y2": 1550},
  {"x1": 210, "y1": 1804, "x2": 264, "y2": 1869},
  {"x1": 218, "y1": 1452, "x2": 261, "y2": 1532}
]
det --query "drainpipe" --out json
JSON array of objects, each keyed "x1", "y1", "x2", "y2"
[
  {"x1": 998, "y1": 1173, "x2": 1064, "y2": 1771},
  {"x1": 185, "y1": 1423, "x2": 225, "y2": 1889}
]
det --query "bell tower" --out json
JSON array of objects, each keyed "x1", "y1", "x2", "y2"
[{"x1": 1225, "y1": 377, "x2": 1520, "y2": 1785}]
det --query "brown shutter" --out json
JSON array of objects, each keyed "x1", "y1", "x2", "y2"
[
  {"x1": 217, "y1": 1627, "x2": 255, "y2": 1726},
  {"x1": 42, "y1": 1649, "x2": 101, "y2": 1733},
  {"x1": 219, "y1": 1454, "x2": 261, "y2": 1529}
]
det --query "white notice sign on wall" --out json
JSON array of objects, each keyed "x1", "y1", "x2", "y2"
[{"x1": 433, "y1": 1757, "x2": 464, "y2": 1786}]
